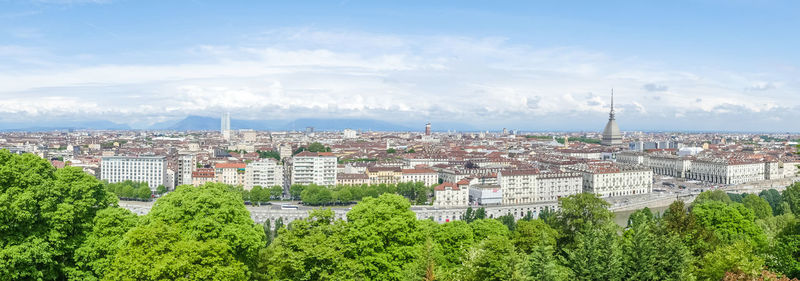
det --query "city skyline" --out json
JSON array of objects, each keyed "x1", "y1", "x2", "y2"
[{"x1": 2, "y1": 1, "x2": 799, "y2": 132}]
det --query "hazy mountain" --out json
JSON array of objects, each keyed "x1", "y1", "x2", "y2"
[
  {"x1": 0, "y1": 120, "x2": 131, "y2": 131},
  {"x1": 157, "y1": 116, "x2": 421, "y2": 131}
]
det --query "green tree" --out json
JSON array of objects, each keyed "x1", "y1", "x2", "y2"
[
  {"x1": 620, "y1": 210, "x2": 693, "y2": 281},
  {"x1": 497, "y1": 213, "x2": 516, "y2": 231},
  {"x1": 269, "y1": 185, "x2": 283, "y2": 200},
  {"x1": 523, "y1": 238, "x2": 571, "y2": 281},
  {"x1": 250, "y1": 185, "x2": 266, "y2": 205},
  {"x1": 562, "y1": 224, "x2": 623, "y2": 281},
  {"x1": 551, "y1": 193, "x2": 615, "y2": 247},
  {"x1": 433, "y1": 221, "x2": 474, "y2": 267},
  {"x1": 695, "y1": 190, "x2": 733, "y2": 205},
  {"x1": 257, "y1": 209, "x2": 353, "y2": 281},
  {"x1": 662, "y1": 200, "x2": 718, "y2": 258},
  {"x1": 462, "y1": 207, "x2": 476, "y2": 223},
  {"x1": 344, "y1": 194, "x2": 424, "y2": 280},
  {"x1": 256, "y1": 150, "x2": 280, "y2": 161},
  {"x1": 156, "y1": 184, "x2": 167, "y2": 195},
  {"x1": 692, "y1": 201, "x2": 766, "y2": 246},
  {"x1": 105, "y1": 183, "x2": 265, "y2": 280},
  {"x1": 742, "y1": 193, "x2": 773, "y2": 219},
  {"x1": 301, "y1": 184, "x2": 333, "y2": 205},
  {"x1": 695, "y1": 240, "x2": 764, "y2": 281},
  {"x1": 457, "y1": 235, "x2": 524, "y2": 281},
  {"x1": 0, "y1": 150, "x2": 116, "y2": 281},
  {"x1": 512, "y1": 219, "x2": 558, "y2": 255},
  {"x1": 470, "y1": 218, "x2": 510, "y2": 241},
  {"x1": 387, "y1": 148, "x2": 397, "y2": 154},
  {"x1": 289, "y1": 184, "x2": 305, "y2": 200},
  {"x1": 784, "y1": 182, "x2": 800, "y2": 215},
  {"x1": 760, "y1": 189, "x2": 785, "y2": 215},
  {"x1": 768, "y1": 220, "x2": 800, "y2": 278},
  {"x1": 68, "y1": 207, "x2": 139, "y2": 281}
]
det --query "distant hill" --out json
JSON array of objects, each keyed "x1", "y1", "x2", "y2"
[
  {"x1": 156, "y1": 116, "x2": 420, "y2": 131},
  {"x1": 283, "y1": 118, "x2": 413, "y2": 131},
  {"x1": 0, "y1": 120, "x2": 131, "y2": 131}
]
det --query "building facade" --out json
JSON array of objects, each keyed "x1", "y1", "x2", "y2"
[
  {"x1": 245, "y1": 159, "x2": 284, "y2": 190},
  {"x1": 101, "y1": 156, "x2": 167, "y2": 190},
  {"x1": 497, "y1": 169, "x2": 582, "y2": 205},
  {"x1": 291, "y1": 151, "x2": 337, "y2": 186}
]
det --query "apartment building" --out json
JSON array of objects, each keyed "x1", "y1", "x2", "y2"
[
  {"x1": 215, "y1": 162, "x2": 246, "y2": 186},
  {"x1": 192, "y1": 168, "x2": 215, "y2": 187},
  {"x1": 245, "y1": 158, "x2": 284, "y2": 190},
  {"x1": 366, "y1": 166, "x2": 403, "y2": 184},
  {"x1": 567, "y1": 162, "x2": 653, "y2": 198},
  {"x1": 496, "y1": 169, "x2": 582, "y2": 205},
  {"x1": 176, "y1": 153, "x2": 195, "y2": 187},
  {"x1": 401, "y1": 168, "x2": 438, "y2": 186},
  {"x1": 101, "y1": 155, "x2": 166, "y2": 190},
  {"x1": 291, "y1": 151, "x2": 337, "y2": 186},
  {"x1": 433, "y1": 180, "x2": 469, "y2": 207}
]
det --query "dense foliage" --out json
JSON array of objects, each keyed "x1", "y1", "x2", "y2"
[
  {"x1": 105, "y1": 180, "x2": 156, "y2": 200},
  {"x1": 5, "y1": 150, "x2": 800, "y2": 281},
  {"x1": 255, "y1": 150, "x2": 281, "y2": 161},
  {"x1": 291, "y1": 182, "x2": 433, "y2": 205}
]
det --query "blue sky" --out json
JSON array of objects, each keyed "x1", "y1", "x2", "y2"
[{"x1": 1, "y1": 0, "x2": 799, "y2": 131}]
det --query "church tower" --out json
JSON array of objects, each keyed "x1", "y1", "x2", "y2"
[{"x1": 601, "y1": 90, "x2": 623, "y2": 146}]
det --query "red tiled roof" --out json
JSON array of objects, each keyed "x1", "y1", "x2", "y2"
[
  {"x1": 434, "y1": 182, "x2": 459, "y2": 191},
  {"x1": 402, "y1": 168, "x2": 436, "y2": 174},
  {"x1": 215, "y1": 162, "x2": 246, "y2": 169}
]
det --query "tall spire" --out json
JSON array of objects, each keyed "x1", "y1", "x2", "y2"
[{"x1": 609, "y1": 89, "x2": 615, "y2": 120}]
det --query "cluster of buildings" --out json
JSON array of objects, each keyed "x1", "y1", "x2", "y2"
[{"x1": 2, "y1": 96, "x2": 798, "y2": 214}]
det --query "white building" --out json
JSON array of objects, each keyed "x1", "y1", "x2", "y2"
[
  {"x1": 291, "y1": 151, "x2": 337, "y2": 186},
  {"x1": 241, "y1": 130, "x2": 257, "y2": 143},
  {"x1": 686, "y1": 159, "x2": 764, "y2": 185},
  {"x1": 245, "y1": 159, "x2": 284, "y2": 190},
  {"x1": 469, "y1": 184, "x2": 503, "y2": 205},
  {"x1": 433, "y1": 181, "x2": 469, "y2": 207},
  {"x1": 176, "y1": 153, "x2": 195, "y2": 188},
  {"x1": 496, "y1": 169, "x2": 583, "y2": 205},
  {"x1": 342, "y1": 129, "x2": 358, "y2": 139},
  {"x1": 221, "y1": 112, "x2": 231, "y2": 140},
  {"x1": 401, "y1": 168, "x2": 438, "y2": 186},
  {"x1": 101, "y1": 156, "x2": 167, "y2": 190},
  {"x1": 566, "y1": 162, "x2": 653, "y2": 198}
]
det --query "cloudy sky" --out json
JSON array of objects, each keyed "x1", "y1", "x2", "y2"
[{"x1": 1, "y1": 0, "x2": 799, "y2": 132}]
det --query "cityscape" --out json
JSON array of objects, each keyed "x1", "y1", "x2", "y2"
[{"x1": 2, "y1": 1, "x2": 800, "y2": 281}]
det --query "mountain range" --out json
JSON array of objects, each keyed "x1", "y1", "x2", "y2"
[{"x1": 0, "y1": 115, "x2": 473, "y2": 132}]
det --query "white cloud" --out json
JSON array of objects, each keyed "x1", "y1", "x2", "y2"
[{"x1": 0, "y1": 28, "x2": 798, "y2": 131}]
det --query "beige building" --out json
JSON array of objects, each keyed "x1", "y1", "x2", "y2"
[
  {"x1": 433, "y1": 181, "x2": 469, "y2": 207},
  {"x1": 497, "y1": 169, "x2": 583, "y2": 205},
  {"x1": 336, "y1": 173, "x2": 371, "y2": 185},
  {"x1": 366, "y1": 167, "x2": 403, "y2": 184},
  {"x1": 686, "y1": 159, "x2": 764, "y2": 185},
  {"x1": 567, "y1": 162, "x2": 653, "y2": 198},
  {"x1": 401, "y1": 168, "x2": 438, "y2": 186},
  {"x1": 215, "y1": 162, "x2": 246, "y2": 186},
  {"x1": 192, "y1": 168, "x2": 216, "y2": 187}
]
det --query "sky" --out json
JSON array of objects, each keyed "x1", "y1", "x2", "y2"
[{"x1": 1, "y1": 0, "x2": 799, "y2": 132}]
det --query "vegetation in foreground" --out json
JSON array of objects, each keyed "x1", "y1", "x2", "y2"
[{"x1": 3, "y1": 150, "x2": 800, "y2": 280}]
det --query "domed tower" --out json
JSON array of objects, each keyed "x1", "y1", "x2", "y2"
[{"x1": 601, "y1": 90, "x2": 623, "y2": 146}]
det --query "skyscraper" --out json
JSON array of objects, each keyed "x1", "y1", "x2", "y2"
[
  {"x1": 221, "y1": 112, "x2": 231, "y2": 140},
  {"x1": 601, "y1": 90, "x2": 623, "y2": 146},
  {"x1": 425, "y1": 122, "x2": 431, "y2": 136}
]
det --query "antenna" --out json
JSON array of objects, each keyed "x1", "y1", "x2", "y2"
[{"x1": 609, "y1": 89, "x2": 616, "y2": 120}]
